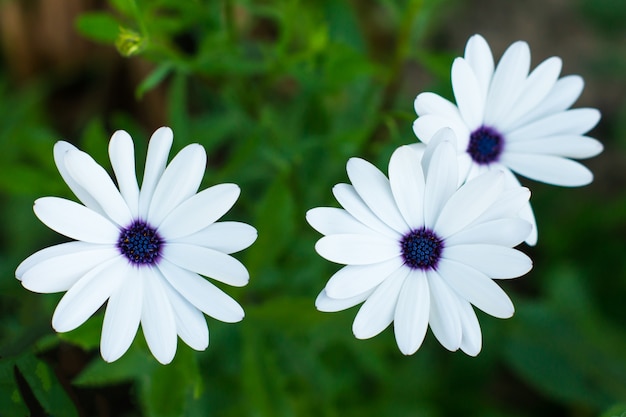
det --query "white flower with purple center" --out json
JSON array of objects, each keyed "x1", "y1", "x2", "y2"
[
  {"x1": 413, "y1": 34, "x2": 603, "y2": 245},
  {"x1": 16, "y1": 127, "x2": 257, "y2": 364},
  {"x1": 307, "y1": 131, "x2": 533, "y2": 356}
]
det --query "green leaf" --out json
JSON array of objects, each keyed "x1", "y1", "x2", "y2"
[
  {"x1": 75, "y1": 12, "x2": 120, "y2": 44},
  {"x1": 246, "y1": 176, "x2": 296, "y2": 275},
  {"x1": 73, "y1": 347, "x2": 153, "y2": 387},
  {"x1": 323, "y1": 1, "x2": 365, "y2": 53},
  {"x1": 58, "y1": 313, "x2": 103, "y2": 351},
  {"x1": 15, "y1": 354, "x2": 78, "y2": 417},
  {"x1": 0, "y1": 359, "x2": 29, "y2": 417},
  {"x1": 136, "y1": 63, "x2": 173, "y2": 99},
  {"x1": 240, "y1": 322, "x2": 288, "y2": 417},
  {"x1": 503, "y1": 301, "x2": 626, "y2": 409},
  {"x1": 139, "y1": 346, "x2": 201, "y2": 417},
  {"x1": 600, "y1": 404, "x2": 626, "y2": 417},
  {"x1": 109, "y1": 0, "x2": 136, "y2": 16},
  {"x1": 167, "y1": 71, "x2": 190, "y2": 144}
]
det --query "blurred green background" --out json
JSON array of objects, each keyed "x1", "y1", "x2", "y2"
[{"x1": 0, "y1": 0, "x2": 625, "y2": 416}]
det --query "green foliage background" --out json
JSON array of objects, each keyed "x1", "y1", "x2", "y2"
[{"x1": 0, "y1": 0, "x2": 625, "y2": 416}]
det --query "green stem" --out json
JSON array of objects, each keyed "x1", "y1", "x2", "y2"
[{"x1": 129, "y1": 0, "x2": 149, "y2": 39}]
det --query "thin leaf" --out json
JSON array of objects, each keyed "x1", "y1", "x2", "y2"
[
  {"x1": 15, "y1": 354, "x2": 78, "y2": 417},
  {"x1": 136, "y1": 63, "x2": 173, "y2": 99}
]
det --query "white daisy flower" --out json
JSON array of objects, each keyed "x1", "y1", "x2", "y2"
[
  {"x1": 413, "y1": 34, "x2": 603, "y2": 245},
  {"x1": 15, "y1": 127, "x2": 257, "y2": 364},
  {"x1": 307, "y1": 130, "x2": 533, "y2": 356}
]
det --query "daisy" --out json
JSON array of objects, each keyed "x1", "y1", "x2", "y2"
[
  {"x1": 413, "y1": 34, "x2": 603, "y2": 245},
  {"x1": 307, "y1": 130, "x2": 533, "y2": 356},
  {"x1": 15, "y1": 127, "x2": 257, "y2": 364}
]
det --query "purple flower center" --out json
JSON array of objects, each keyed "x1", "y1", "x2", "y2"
[
  {"x1": 467, "y1": 125, "x2": 504, "y2": 165},
  {"x1": 400, "y1": 227, "x2": 444, "y2": 271},
  {"x1": 117, "y1": 220, "x2": 163, "y2": 265}
]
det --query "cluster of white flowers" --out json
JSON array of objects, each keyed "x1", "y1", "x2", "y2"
[
  {"x1": 16, "y1": 35, "x2": 602, "y2": 363},
  {"x1": 308, "y1": 34, "x2": 602, "y2": 355}
]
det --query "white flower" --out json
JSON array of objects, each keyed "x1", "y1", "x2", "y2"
[
  {"x1": 413, "y1": 34, "x2": 603, "y2": 245},
  {"x1": 307, "y1": 131, "x2": 533, "y2": 356},
  {"x1": 15, "y1": 127, "x2": 257, "y2": 364}
]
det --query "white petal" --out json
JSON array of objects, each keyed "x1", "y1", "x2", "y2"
[
  {"x1": 388, "y1": 146, "x2": 426, "y2": 228},
  {"x1": 315, "y1": 234, "x2": 399, "y2": 265},
  {"x1": 502, "y1": 170, "x2": 537, "y2": 246},
  {"x1": 446, "y1": 218, "x2": 531, "y2": 247},
  {"x1": 158, "y1": 184, "x2": 240, "y2": 239},
  {"x1": 457, "y1": 300, "x2": 482, "y2": 356},
  {"x1": 464, "y1": 34, "x2": 494, "y2": 102},
  {"x1": 52, "y1": 257, "x2": 128, "y2": 332},
  {"x1": 158, "y1": 259, "x2": 244, "y2": 323},
  {"x1": 502, "y1": 153, "x2": 594, "y2": 186},
  {"x1": 141, "y1": 268, "x2": 177, "y2": 364},
  {"x1": 109, "y1": 130, "x2": 140, "y2": 217},
  {"x1": 470, "y1": 177, "x2": 530, "y2": 224},
  {"x1": 505, "y1": 135, "x2": 603, "y2": 159},
  {"x1": 506, "y1": 108, "x2": 601, "y2": 141},
  {"x1": 435, "y1": 170, "x2": 503, "y2": 238},
  {"x1": 509, "y1": 75, "x2": 584, "y2": 130},
  {"x1": 443, "y1": 244, "x2": 532, "y2": 279},
  {"x1": 352, "y1": 267, "x2": 408, "y2": 339},
  {"x1": 413, "y1": 93, "x2": 468, "y2": 136},
  {"x1": 315, "y1": 288, "x2": 373, "y2": 312},
  {"x1": 21, "y1": 246, "x2": 119, "y2": 293},
  {"x1": 34, "y1": 197, "x2": 120, "y2": 244},
  {"x1": 139, "y1": 127, "x2": 173, "y2": 219},
  {"x1": 519, "y1": 199, "x2": 538, "y2": 246},
  {"x1": 175, "y1": 221, "x2": 257, "y2": 254},
  {"x1": 64, "y1": 149, "x2": 132, "y2": 227},
  {"x1": 53, "y1": 141, "x2": 104, "y2": 215},
  {"x1": 16, "y1": 241, "x2": 100, "y2": 278},
  {"x1": 436, "y1": 259, "x2": 514, "y2": 318},
  {"x1": 469, "y1": 172, "x2": 536, "y2": 246},
  {"x1": 306, "y1": 207, "x2": 373, "y2": 236},
  {"x1": 347, "y1": 158, "x2": 408, "y2": 233},
  {"x1": 148, "y1": 144, "x2": 207, "y2": 226},
  {"x1": 413, "y1": 114, "x2": 469, "y2": 146},
  {"x1": 415, "y1": 92, "x2": 455, "y2": 116},
  {"x1": 100, "y1": 273, "x2": 143, "y2": 362},
  {"x1": 162, "y1": 280, "x2": 209, "y2": 351},
  {"x1": 332, "y1": 184, "x2": 399, "y2": 239},
  {"x1": 421, "y1": 127, "x2": 459, "y2": 181},
  {"x1": 452, "y1": 57, "x2": 485, "y2": 130},
  {"x1": 162, "y1": 243, "x2": 249, "y2": 287},
  {"x1": 325, "y1": 257, "x2": 404, "y2": 299},
  {"x1": 484, "y1": 41, "x2": 531, "y2": 125},
  {"x1": 456, "y1": 153, "x2": 476, "y2": 184},
  {"x1": 464, "y1": 160, "x2": 491, "y2": 183},
  {"x1": 423, "y1": 140, "x2": 459, "y2": 228},
  {"x1": 394, "y1": 270, "x2": 430, "y2": 355},
  {"x1": 427, "y1": 270, "x2": 462, "y2": 351},
  {"x1": 498, "y1": 57, "x2": 562, "y2": 131},
  {"x1": 407, "y1": 142, "x2": 426, "y2": 156}
]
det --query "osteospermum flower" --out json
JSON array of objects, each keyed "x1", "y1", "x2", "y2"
[
  {"x1": 16, "y1": 127, "x2": 256, "y2": 364},
  {"x1": 307, "y1": 131, "x2": 533, "y2": 356},
  {"x1": 413, "y1": 34, "x2": 603, "y2": 245}
]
